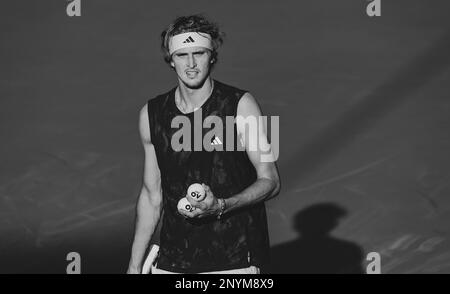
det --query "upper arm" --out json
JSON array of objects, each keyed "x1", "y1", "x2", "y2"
[
  {"x1": 236, "y1": 93, "x2": 280, "y2": 191},
  {"x1": 139, "y1": 104, "x2": 162, "y2": 202}
]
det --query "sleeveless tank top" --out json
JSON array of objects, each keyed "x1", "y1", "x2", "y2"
[{"x1": 147, "y1": 80, "x2": 270, "y2": 273}]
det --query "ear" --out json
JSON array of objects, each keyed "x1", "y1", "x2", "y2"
[{"x1": 208, "y1": 50, "x2": 215, "y2": 64}]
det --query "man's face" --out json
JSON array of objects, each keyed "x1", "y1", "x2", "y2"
[{"x1": 170, "y1": 46, "x2": 213, "y2": 89}]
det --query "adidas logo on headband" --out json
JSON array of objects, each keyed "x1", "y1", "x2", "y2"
[
  {"x1": 169, "y1": 32, "x2": 213, "y2": 55},
  {"x1": 183, "y1": 36, "x2": 196, "y2": 43}
]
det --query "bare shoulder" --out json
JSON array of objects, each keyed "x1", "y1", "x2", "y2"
[
  {"x1": 237, "y1": 92, "x2": 263, "y2": 117},
  {"x1": 139, "y1": 103, "x2": 151, "y2": 144}
]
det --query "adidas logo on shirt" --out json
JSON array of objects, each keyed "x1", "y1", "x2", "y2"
[
  {"x1": 182, "y1": 36, "x2": 195, "y2": 43},
  {"x1": 211, "y1": 136, "x2": 222, "y2": 146}
]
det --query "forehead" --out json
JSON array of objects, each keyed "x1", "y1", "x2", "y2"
[{"x1": 172, "y1": 46, "x2": 210, "y2": 55}]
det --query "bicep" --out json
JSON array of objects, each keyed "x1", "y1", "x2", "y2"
[{"x1": 236, "y1": 93, "x2": 279, "y2": 181}]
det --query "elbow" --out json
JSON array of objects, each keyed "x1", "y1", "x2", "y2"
[
  {"x1": 269, "y1": 164, "x2": 281, "y2": 199},
  {"x1": 267, "y1": 176, "x2": 281, "y2": 200},
  {"x1": 272, "y1": 177, "x2": 281, "y2": 197}
]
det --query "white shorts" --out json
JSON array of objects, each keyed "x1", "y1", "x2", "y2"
[
  {"x1": 143, "y1": 244, "x2": 260, "y2": 274},
  {"x1": 151, "y1": 263, "x2": 260, "y2": 274}
]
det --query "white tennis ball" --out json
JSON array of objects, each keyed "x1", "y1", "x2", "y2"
[
  {"x1": 177, "y1": 197, "x2": 196, "y2": 213},
  {"x1": 187, "y1": 183, "x2": 206, "y2": 202}
]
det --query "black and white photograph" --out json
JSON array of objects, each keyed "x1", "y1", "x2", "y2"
[{"x1": 1, "y1": 0, "x2": 450, "y2": 276}]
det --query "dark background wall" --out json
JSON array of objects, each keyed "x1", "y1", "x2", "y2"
[{"x1": 1, "y1": 0, "x2": 450, "y2": 273}]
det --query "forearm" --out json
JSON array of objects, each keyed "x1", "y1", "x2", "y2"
[
  {"x1": 223, "y1": 177, "x2": 280, "y2": 214},
  {"x1": 128, "y1": 188, "x2": 162, "y2": 271}
]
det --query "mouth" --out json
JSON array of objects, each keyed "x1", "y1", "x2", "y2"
[{"x1": 186, "y1": 70, "x2": 199, "y2": 77}]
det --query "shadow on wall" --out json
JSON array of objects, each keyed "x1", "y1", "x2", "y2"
[{"x1": 269, "y1": 203, "x2": 364, "y2": 274}]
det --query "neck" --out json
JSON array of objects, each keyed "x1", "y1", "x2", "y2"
[{"x1": 176, "y1": 77, "x2": 214, "y2": 111}]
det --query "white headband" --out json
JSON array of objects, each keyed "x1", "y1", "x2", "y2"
[{"x1": 169, "y1": 32, "x2": 213, "y2": 55}]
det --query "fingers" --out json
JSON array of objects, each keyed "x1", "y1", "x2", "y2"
[
  {"x1": 202, "y1": 183, "x2": 211, "y2": 193},
  {"x1": 178, "y1": 200, "x2": 203, "y2": 218},
  {"x1": 186, "y1": 195, "x2": 196, "y2": 206},
  {"x1": 179, "y1": 204, "x2": 213, "y2": 219},
  {"x1": 179, "y1": 183, "x2": 214, "y2": 219},
  {"x1": 186, "y1": 195, "x2": 206, "y2": 210},
  {"x1": 201, "y1": 183, "x2": 215, "y2": 201},
  {"x1": 178, "y1": 208, "x2": 199, "y2": 219}
]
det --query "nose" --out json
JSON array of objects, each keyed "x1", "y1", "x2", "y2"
[{"x1": 187, "y1": 54, "x2": 196, "y2": 68}]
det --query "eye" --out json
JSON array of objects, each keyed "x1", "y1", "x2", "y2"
[
  {"x1": 175, "y1": 53, "x2": 188, "y2": 58},
  {"x1": 194, "y1": 51, "x2": 205, "y2": 56}
]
